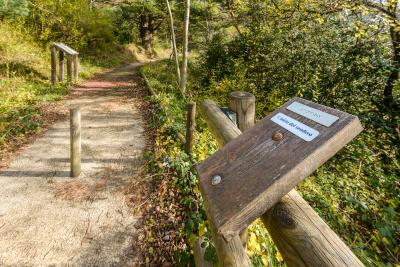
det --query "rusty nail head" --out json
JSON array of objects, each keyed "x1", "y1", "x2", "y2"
[
  {"x1": 272, "y1": 131, "x2": 283, "y2": 141},
  {"x1": 211, "y1": 175, "x2": 222, "y2": 185}
]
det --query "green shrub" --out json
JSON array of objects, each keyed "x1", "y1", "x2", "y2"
[{"x1": 0, "y1": 0, "x2": 29, "y2": 20}]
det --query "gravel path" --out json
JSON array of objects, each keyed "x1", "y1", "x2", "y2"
[{"x1": 0, "y1": 63, "x2": 147, "y2": 266}]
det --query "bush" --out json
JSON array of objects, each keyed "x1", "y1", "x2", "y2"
[{"x1": 0, "y1": 0, "x2": 29, "y2": 20}]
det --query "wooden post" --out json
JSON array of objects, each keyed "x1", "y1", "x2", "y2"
[
  {"x1": 51, "y1": 46, "x2": 57, "y2": 85},
  {"x1": 185, "y1": 101, "x2": 196, "y2": 155},
  {"x1": 67, "y1": 55, "x2": 72, "y2": 83},
  {"x1": 58, "y1": 50, "x2": 64, "y2": 82},
  {"x1": 194, "y1": 237, "x2": 213, "y2": 267},
  {"x1": 70, "y1": 108, "x2": 81, "y2": 177},
  {"x1": 197, "y1": 100, "x2": 251, "y2": 267},
  {"x1": 229, "y1": 91, "x2": 255, "y2": 248},
  {"x1": 199, "y1": 99, "x2": 364, "y2": 267},
  {"x1": 229, "y1": 91, "x2": 255, "y2": 131},
  {"x1": 72, "y1": 55, "x2": 79, "y2": 82}
]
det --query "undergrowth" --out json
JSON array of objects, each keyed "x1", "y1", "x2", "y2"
[{"x1": 140, "y1": 60, "x2": 286, "y2": 266}]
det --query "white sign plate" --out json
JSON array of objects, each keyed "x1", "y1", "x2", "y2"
[
  {"x1": 271, "y1": 113, "x2": 319, "y2": 142},
  {"x1": 286, "y1": 101, "x2": 339, "y2": 127}
]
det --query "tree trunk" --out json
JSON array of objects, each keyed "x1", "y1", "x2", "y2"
[
  {"x1": 139, "y1": 15, "x2": 154, "y2": 56},
  {"x1": 180, "y1": 0, "x2": 191, "y2": 95},
  {"x1": 166, "y1": 0, "x2": 181, "y2": 84},
  {"x1": 384, "y1": 25, "x2": 400, "y2": 106}
]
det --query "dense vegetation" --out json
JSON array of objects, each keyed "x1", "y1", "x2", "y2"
[{"x1": 1, "y1": 0, "x2": 399, "y2": 266}]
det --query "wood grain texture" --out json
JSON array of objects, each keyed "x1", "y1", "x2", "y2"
[
  {"x1": 229, "y1": 91, "x2": 255, "y2": 131},
  {"x1": 51, "y1": 46, "x2": 57, "y2": 85},
  {"x1": 185, "y1": 101, "x2": 196, "y2": 155},
  {"x1": 261, "y1": 190, "x2": 364, "y2": 267},
  {"x1": 58, "y1": 51, "x2": 64, "y2": 82},
  {"x1": 70, "y1": 108, "x2": 81, "y2": 177},
  {"x1": 197, "y1": 97, "x2": 363, "y2": 241},
  {"x1": 214, "y1": 233, "x2": 251, "y2": 267}
]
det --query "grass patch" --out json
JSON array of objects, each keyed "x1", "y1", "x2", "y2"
[{"x1": 141, "y1": 60, "x2": 285, "y2": 266}]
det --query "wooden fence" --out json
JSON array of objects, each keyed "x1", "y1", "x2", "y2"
[
  {"x1": 51, "y1": 42, "x2": 79, "y2": 85},
  {"x1": 194, "y1": 92, "x2": 365, "y2": 267}
]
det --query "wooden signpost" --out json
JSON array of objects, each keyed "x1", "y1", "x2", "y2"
[
  {"x1": 51, "y1": 42, "x2": 79, "y2": 85},
  {"x1": 196, "y1": 97, "x2": 363, "y2": 241}
]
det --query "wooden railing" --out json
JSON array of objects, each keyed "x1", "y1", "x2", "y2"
[
  {"x1": 194, "y1": 92, "x2": 364, "y2": 267},
  {"x1": 51, "y1": 42, "x2": 79, "y2": 85}
]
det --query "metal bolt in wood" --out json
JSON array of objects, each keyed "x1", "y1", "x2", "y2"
[
  {"x1": 272, "y1": 131, "x2": 283, "y2": 141},
  {"x1": 211, "y1": 175, "x2": 222, "y2": 185}
]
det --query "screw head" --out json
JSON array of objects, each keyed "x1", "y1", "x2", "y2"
[
  {"x1": 211, "y1": 175, "x2": 222, "y2": 185},
  {"x1": 272, "y1": 131, "x2": 283, "y2": 141}
]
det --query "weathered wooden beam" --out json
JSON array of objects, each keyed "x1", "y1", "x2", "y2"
[
  {"x1": 229, "y1": 91, "x2": 255, "y2": 132},
  {"x1": 194, "y1": 237, "x2": 214, "y2": 267},
  {"x1": 199, "y1": 99, "x2": 364, "y2": 267},
  {"x1": 53, "y1": 42, "x2": 79, "y2": 55},
  {"x1": 262, "y1": 190, "x2": 365, "y2": 267},
  {"x1": 72, "y1": 54, "x2": 79, "y2": 82},
  {"x1": 59, "y1": 50, "x2": 64, "y2": 82},
  {"x1": 70, "y1": 107, "x2": 81, "y2": 177},
  {"x1": 198, "y1": 99, "x2": 251, "y2": 267},
  {"x1": 229, "y1": 91, "x2": 256, "y2": 248},
  {"x1": 67, "y1": 55, "x2": 72, "y2": 83},
  {"x1": 51, "y1": 46, "x2": 57, "y2": 85},
  {"x1": 213, "y1": 233, "x2": 251, "y2": 267},
  {"x1": 185, "y1": 101, "x2": 196, "y2": 155}
]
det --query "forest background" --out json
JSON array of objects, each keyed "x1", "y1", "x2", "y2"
[{"x1": 0, "y1": 0, "x2": 399, "y2": 266}]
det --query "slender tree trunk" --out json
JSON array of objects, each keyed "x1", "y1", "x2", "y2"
[
  {"x1": 166, "y1": 0, "x2": 181, "y2": 84},
  {"x1": 226, "y1": 0, "x2": 242, "y2": 36},
  {"x1": 180, "y1": 0, "x2": 191, "y2": 95},
  {"x1": 384, "y1": 25, "x2": 400, "y2": 105}
]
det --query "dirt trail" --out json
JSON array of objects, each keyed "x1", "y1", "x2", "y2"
[{"x1": 0, "y1": 63, "x2": 147, "y2": 266}]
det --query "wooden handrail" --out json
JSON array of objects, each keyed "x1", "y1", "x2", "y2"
[
  {"x1": 51, "y1": 43, "x2": 79, "y2": 85},
  {"x1": 53, "y1": 42, "x2": 79, "y2": 55},
  {"x1": 198, "y1": 99, "x2": 364, "y2": 267}
]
